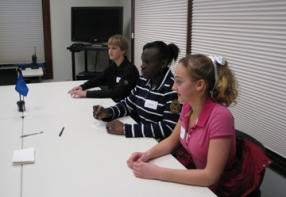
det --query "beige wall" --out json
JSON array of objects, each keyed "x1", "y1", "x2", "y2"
[{"x1": 48, "y1": 0, "x2": 132, "y2": 82}]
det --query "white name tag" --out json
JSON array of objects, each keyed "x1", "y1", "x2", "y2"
[
  {"x1": 180, "y1": 126, "x2": 186, "y2": 139},
  {"x1": 144, "y1": 99, "x2": 158, "y2": 110},
  {"x1": 116, "y1": 77, "x2": 121, "y2": 83}
]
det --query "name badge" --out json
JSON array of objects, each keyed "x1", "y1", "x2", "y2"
[
  {"x1": 116, "y1": 77, "x2": 121, "y2": 83},
  {"x1": 144, "y1": 99, "x2": 158, "y2": 110},
  {"x1": 180, "y1": 126, "x2": 186, "y2": 139}
]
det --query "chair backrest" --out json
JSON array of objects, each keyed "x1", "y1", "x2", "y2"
[
  {"x1": 0, "y1": 68, "x2": 18, "y2": 86},
  {"x1": 235, "y1": 129, "x2": 265, "y2": 152},
  {"x1": 235, "y1": 129, "x2": 269, "y2": 197}
]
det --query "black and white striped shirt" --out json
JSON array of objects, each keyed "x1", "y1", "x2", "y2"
[{"x1": 105, "y1": 68, "x2": 181, "y2": 140}]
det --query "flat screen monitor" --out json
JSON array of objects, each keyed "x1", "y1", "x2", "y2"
[{"x1": 71, "y1": 7, "x2": 123, "y2": 44}]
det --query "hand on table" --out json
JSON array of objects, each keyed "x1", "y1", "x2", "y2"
[
  {"x1": 127, "y1": 152, "x2": 149, "y2": 168},
  {"x1": 132, "y1": 161, "x2": 160, "y2": 180},
  {"x1": 68, "y1": 86, "x2": 82, "y2": 95},
  {"x1": 106, "y1": 120, "x2": 124, "y2": 135},
  {"x1": 71, "y1": 90, "x2": 87, "y2": 98},
  {"x1": 93, "y1": 105, "x2": 110, "y2": 120},
  {"x1": 127, "y1": 151, "x2": 158, "y2": 179},
  {"x1": 68, "y1": 86, "x2": 86, "y2": 98}
]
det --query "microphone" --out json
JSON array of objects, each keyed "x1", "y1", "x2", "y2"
[{"x1": 31, "y1": 46, "x2": 39, "y2": 69}]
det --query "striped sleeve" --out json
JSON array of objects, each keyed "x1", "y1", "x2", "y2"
[{"x1": 124, "y1": 90, "x2": 180, "y2": 140}]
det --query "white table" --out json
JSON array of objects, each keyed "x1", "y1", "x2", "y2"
[
  {"x1": 0, "y1": 118, "x2": 23, "y2": 197},
  {"x1": 23, "y1": 81, "x2": 104, "y2": 117},
  {"x1": 0, "y1": 81, "x2": 216, "y2": 197},
  {"x1": 22, "y1": 67, "x2": 43, "y2": 82}
]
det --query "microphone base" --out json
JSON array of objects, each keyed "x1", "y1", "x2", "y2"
[{"x1": 17, "y1": 100, "x2": 25, "y2": 112}]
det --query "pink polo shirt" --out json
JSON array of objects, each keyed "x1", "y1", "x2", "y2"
[{"x1": 179, "y1": 97, "x2": 237, "y2": 169}]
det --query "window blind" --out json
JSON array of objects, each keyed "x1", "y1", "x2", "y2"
[
  {"x1": 134, "y1": 0, "x2": 188, "y2": 73},
  {"x1": 191, "y1": 0, "x2": 286, "y2": 158},
  {"x1": 0, "y1": 0, "x2": 45, "y2": 64}
]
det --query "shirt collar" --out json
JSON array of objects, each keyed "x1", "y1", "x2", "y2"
[{"x1": 114, "y1": 56, "x2": 128, "y2": 71}]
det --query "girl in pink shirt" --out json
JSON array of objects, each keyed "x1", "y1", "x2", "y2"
[{"x1": 127, "y1": 54, "x2": 243, "y2": 196}]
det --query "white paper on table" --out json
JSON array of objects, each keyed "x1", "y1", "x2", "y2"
[
  {"x1": 12, "y1": 147, "x2": 35, "y2": 165},
  {"x1": 90, "y1": 121, "x2": 107, "y2": 132}
]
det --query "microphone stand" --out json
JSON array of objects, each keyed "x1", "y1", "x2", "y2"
[
  {"x1": 16, "y1": 68, "x2": 25, "y2": 112},
  {"x1": 17, "y1": 94, "x2": 25, "y2": 112}
]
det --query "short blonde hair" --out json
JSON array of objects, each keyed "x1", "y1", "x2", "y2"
[{"x1": 108, "y1": 34, "x2": 129, "y2": 54}]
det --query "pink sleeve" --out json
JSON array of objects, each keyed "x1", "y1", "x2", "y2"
[{"x1": 208, "y1": 105, "x2": 234, "y2": 139}]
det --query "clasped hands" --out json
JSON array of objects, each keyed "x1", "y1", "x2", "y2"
[
  {"x1": 93, "y1": 105, "x2": 124, "y2": 135},
  {"x1": 126, "y1": 152, "x2": 160, "y2": 180}
]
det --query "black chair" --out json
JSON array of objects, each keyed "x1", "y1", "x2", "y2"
[
  {"x1": 0, "y1": 68, "x2": 18, "y2": 86},
  {"x1": 235, "y1": 129, "x2": 265, "y2": 197},
  {"x1": 236, "y1": 129, "x2": 265, "y2": 152}
]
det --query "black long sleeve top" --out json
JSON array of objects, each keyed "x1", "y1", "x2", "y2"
[{"x1": 80, "y1": 57, "x2": 139, "y2": 102}]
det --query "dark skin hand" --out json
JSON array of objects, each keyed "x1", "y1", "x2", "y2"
[
  {"x1": 93, "y1": 105, "x2": 109, "y2": 120},
  {"x1": 106, "y1": 120, "x2": 124, "y2": 135},
  {"x1": 93, "y1": 105, "x2": 125, "y2": 135}
]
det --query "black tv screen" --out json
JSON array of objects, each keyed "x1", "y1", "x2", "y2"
[{"x1": 71, "y1": 7, "x2": 123, "y2": 44}]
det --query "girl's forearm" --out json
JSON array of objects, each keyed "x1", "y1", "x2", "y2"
[
  {"x1": 147, "y1": 137, "x2": 180, "y2": 160},
  {"x1": 157, "y1": 167, "x2": 215, "y2": 187}
]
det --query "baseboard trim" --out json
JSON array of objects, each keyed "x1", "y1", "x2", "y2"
[{"x1": 266, "y1": 148, "x2": 286, "y2": 177}]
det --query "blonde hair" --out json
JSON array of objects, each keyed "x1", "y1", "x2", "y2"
[
  {"x1": 107, "y1": 34, "x2": 129, "y2": 54},
  {"x1": 179, "y1": 54, "x2": 238, "y2": 107}
]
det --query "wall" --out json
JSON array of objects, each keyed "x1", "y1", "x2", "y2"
[{"x1": 48, "y1": 0, "x2": 132, "y2": 82}]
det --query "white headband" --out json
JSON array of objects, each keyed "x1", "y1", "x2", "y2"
[
  {"x1": 208, "y1": 55, "x2": 226, "y2": 83},
  {"x1": 208, "y1": 55, "x2": 226, "y2": 98}
]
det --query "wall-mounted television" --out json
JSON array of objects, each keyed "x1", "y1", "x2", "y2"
[{"x1": 71, "y1": 7, "x2": 123, "y2": 44}]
